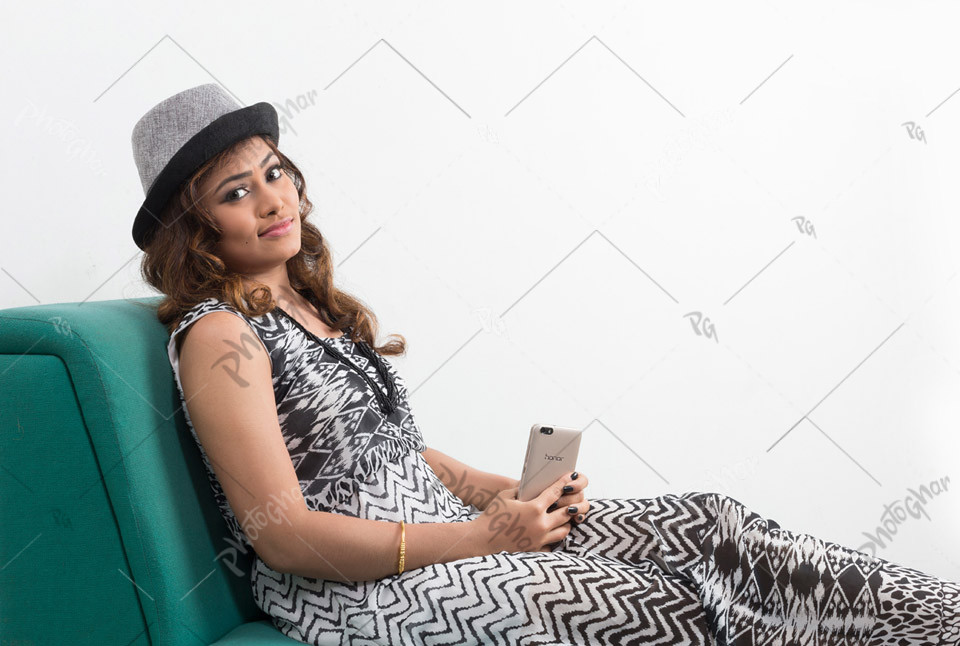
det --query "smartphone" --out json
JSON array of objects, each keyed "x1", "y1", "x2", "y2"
[{"x1": 517, "y1": 423, "x2": 584, "y2": 502}]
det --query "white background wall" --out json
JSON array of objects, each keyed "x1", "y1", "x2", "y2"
[{"x1": 3, "y1": 1, "x2": 960, "y2": 582}]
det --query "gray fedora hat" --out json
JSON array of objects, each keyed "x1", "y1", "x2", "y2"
[{"x1": 130, "y1": 83, "x2": 279, "y2": 251}]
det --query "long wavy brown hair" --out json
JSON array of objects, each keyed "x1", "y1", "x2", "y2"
[{"x1": 140, "y1": 134, "x2": 406, "y2": 357}]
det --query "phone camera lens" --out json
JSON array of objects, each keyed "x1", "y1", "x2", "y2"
[{"x1": 541, "y1": 427, "x2": 554, "y2": 434}]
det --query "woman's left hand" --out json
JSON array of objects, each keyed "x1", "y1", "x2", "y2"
[
  {"x1": 505, "y1": 473, "x2": 591, "y2": 524},
  {"x1": 545, "y1": 471, "x2": 590, "y2": 524}
]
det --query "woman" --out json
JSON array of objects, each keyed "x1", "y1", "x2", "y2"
[{"x1": 134, "y1": 83, "x2": 960, "y2": 645}]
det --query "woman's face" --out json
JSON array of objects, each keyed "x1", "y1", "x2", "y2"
[{"x1": 199, "y1": 135, "x2": 301, "y2": 276}]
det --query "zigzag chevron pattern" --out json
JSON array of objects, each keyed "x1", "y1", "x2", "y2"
[
  {"x1": 169, "y1": 298, "x2": 960, "y2": 645},
  {"x1": 254, "y1": 463, "x2": 960, "y2": 644}
]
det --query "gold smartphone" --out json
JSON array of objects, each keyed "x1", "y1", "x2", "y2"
[{"x1": 517, "y1": 423, "x2": 584, "y2": 502}]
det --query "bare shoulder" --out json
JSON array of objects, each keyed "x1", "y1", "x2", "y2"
[
  {"x1": 178, "y1": 309, "x2": 270, "y2": 368},
  {"x1": 177, "y1": 309, "x2": 304, "y2": 571}
]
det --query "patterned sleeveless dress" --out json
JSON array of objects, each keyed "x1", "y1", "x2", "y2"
[{"x1": 168, "y1": 296, "x2": 960, "y2": 646}]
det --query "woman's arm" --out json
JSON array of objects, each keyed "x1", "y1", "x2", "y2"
[
  {"x1": 277, "y1": 510, "x2": 494, "y2": 581},
  {"x1": 421, "y1": 446, "x2": 519, "y2": 511},
  {"x1": 277, "y1": 448, "x2": 520, "y2": 580}
]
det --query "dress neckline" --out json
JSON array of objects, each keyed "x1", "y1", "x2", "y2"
[
  {"x1": 308, "y1": 324, "x2": 349, "y2": 341},
  {"x1": 326, "y1": 328, "x2": 350, "y2": 341},
  {"x1": 284, "y1": 290, "x2": 351, "y2": 341},
  {"x1": 271, "y1": 302, "x2": 350, "y2": 341}
]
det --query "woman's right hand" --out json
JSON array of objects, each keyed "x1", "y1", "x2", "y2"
[{"x1": 470, "y1": 471, "x2": 588, "y2": 555}]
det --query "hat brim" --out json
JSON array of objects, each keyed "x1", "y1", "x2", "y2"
[{"x1": 132, "y1": 101, "x2": 280, "y2": 251}]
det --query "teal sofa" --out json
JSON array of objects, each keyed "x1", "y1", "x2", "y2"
[{"x1": 0, "y1": 296, "x2": 302, "y2": 645}]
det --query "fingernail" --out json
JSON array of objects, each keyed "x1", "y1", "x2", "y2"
[
  {"x1": 571, "y1": 472, "x2": 579, "y2": 480},
  {"x1": 577, "y1": 514, "x2": 584, "y2": 522},
  {"x1": 562, "y1": 485, "x2": 573, "y2": 494},
  {"x1": 547, "y1": 502, "x2": 558, "y2": 512},
  {"x1": 567, "y1": 506, "x2": 578, "y2": 514}
]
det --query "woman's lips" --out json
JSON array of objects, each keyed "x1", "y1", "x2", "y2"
[{"x1": 259, "y1": 218, "x2": 293, "y2": 238}]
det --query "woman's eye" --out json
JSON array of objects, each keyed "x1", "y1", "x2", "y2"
[
  {"x1": 225, "y1": 164, "x2": 285, "y2": 202},
  {"x1": 225, "y1": 188, "x2": 247, "y2": 202}
]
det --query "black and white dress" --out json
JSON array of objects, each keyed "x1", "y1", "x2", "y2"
[{"x1": 168, "y1": 296, "x2": 960, "y2": 646}]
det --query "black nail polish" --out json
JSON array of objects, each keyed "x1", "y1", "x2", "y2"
[
  {"x1": 571, "y1": 472, "x2": 579, "y2": 480},
  {"x1": 547, "y1": 502, "x2": 558, "y2": 512},
  {"x1": 577, "y1": 514, "x2": 584, "y2": 522},
  {"x1": 567, "y1": 506, "x2": 577, "y2": 514},
  {"x1": 562, "y1": 485, "x2": 573, "y2": 494}
]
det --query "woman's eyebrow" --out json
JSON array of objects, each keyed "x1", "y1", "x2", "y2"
[{"x1": 214, "y1": 151, "x2": 277, "y2": 193}]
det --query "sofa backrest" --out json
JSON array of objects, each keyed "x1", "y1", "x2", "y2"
[{"x1": 0, "y1": 296, "x2": 264, "y2": 645}]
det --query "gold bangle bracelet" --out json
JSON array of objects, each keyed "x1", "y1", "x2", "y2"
[{"x1": 397, "y1": 520, "x2": 406, "y2": 575}]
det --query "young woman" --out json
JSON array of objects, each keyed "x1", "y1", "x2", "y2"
[{"x1": 134, "y1": 83, "x2": 960, "y2": 645}]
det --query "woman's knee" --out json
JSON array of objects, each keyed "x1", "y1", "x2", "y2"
[{"x1": 682, "y1": 490, "x2": 774, "y2": 529}]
